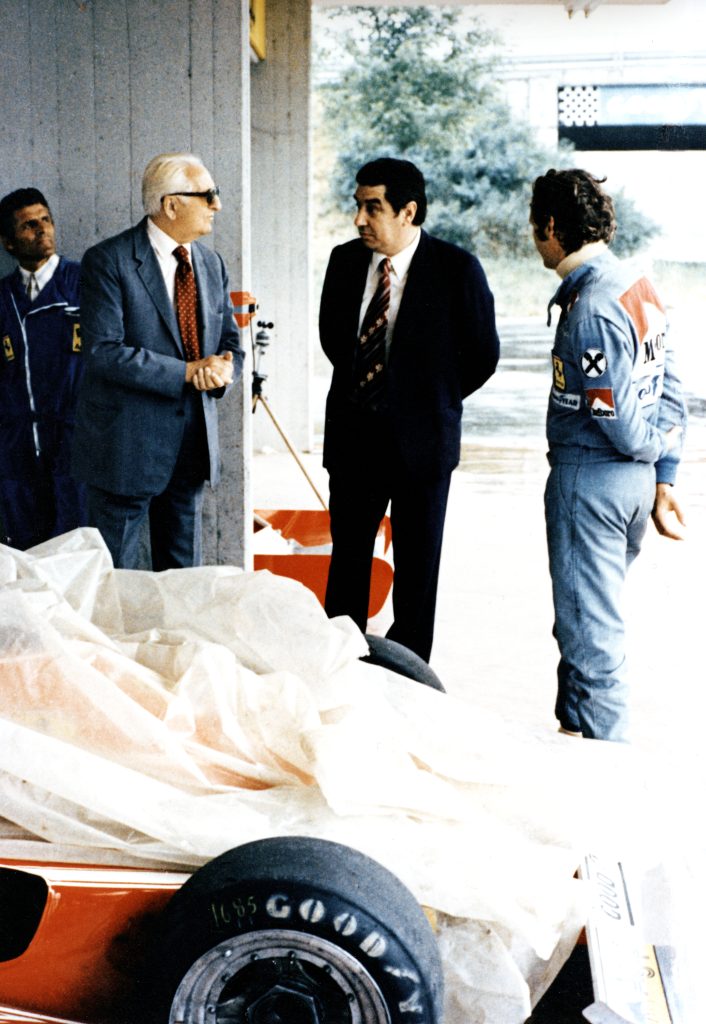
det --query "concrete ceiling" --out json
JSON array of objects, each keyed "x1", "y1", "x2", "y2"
[
  {"x1": 471, "y1": 0, "x2": 671, "y2": 9},
  {"x1": 312, "y1": 0, "x2": 672, "y2": 13}
]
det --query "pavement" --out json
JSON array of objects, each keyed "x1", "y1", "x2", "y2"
[{"x1": 253, "y1": 438, "x2": 705, "y2": 760}]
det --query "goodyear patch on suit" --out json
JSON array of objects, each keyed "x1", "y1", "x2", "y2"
[
  {"x1": 552, "y1": 355, "x2": 565, "y2": 391},
  {"x1": 72, "y1": 323, "x2": 81, "y2": 353},
  {"x1": 551, "y1": 388, "x2": 580, "y2": 411},
  {"x1": 2, "y1": 335, "x2": 14, "y2": 361}
]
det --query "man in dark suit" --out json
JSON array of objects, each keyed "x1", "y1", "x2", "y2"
[
  {"x1": 72, "y1": 153, "x2": 244, "y2": 569},
  {"x1": 320, "y1": 157, "x2": 499, "y2": 662}
]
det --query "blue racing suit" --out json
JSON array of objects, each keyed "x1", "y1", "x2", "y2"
[
  {"x1": 0, "y1": 257, "x2": 86, "y2": 549},
  {"x1": 544, "y1": 249, "x2": 687, "y2": 741}
]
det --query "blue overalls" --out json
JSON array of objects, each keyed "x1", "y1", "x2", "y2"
[
  {"x1": 0, "y1": 258, "x2": 86, "y2": 549},
  {"x1": 544, "y1": 251, "x2": 686, "y2": 741}
]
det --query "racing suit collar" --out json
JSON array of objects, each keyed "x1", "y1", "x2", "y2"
[
  {"x1": 556, "y1": 240, "x2": 608, "y2": 279},
  {"x1": 546, "y1": 243, "x2": 613, "y2": 326}
]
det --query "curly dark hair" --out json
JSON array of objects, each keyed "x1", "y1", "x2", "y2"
[
  {"x1": 530, "y1": 169, "x2": 616, "y2": 256},
  {"x1": 0, "y1": 188, "x2": 51, "y2": 240},
  {"x1": 356, "y1": 158, "x2": 427, "y2": 225}
]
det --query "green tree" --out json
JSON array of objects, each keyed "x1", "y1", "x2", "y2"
[
  {"x1": 315, "y1": 6, "x2": 658, "y2": 258},
  {"x1": 610, "y1": 193, "x2": 660, "y2": 257},
  {"x1": 316, "y1": 7, "x2": 497, "y2": 236}
]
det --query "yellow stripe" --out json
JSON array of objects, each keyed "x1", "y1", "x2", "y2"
[{"x1": 642, "y1": 945, "x2": 673, "y2": 1024}]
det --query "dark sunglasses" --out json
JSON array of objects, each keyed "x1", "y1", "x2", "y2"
[{"x1": 164, "y1": 186, "x2": 220, "y2": 205}]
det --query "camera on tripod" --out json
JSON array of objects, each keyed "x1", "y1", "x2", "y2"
[
  {"x1": 229, "y1": 290, "x2": 327, "y2": 510},
  {"x1": 229, "y1": 291, "x2": 275, "y2": 403},
  {"x1": 252, "y1": 320, "x2": 274, "y2": 401}
]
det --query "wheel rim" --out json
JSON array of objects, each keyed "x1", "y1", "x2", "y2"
[{"x1": 168, "y1": 928, "x2": 391, "y2": 1024}]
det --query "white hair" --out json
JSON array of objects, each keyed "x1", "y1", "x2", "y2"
[{"x1": 141, "y1": 153, "x2": 206, "y2": 216}]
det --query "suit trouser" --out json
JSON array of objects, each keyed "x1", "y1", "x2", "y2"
[
  {"x1": 0, "y1": 421, "x2": 87, "y2": 550},
  {"x1": 87, "y1": 394, "x2": 209, "y2": 571},
  {"x1": 87, "y1": 477, "x2": 205, "y2": 570},
  {"x1": 325, "y1": 414, "x2": 451, "y2": 663},
  {"x1": 0, "y1": 462, "x2": 87, "y2": 551},
  {"x1": 545, "y1": 454, "x2": 654, "y2": 742}
]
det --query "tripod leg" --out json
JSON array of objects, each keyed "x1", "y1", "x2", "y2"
[{"x1": 256, "y1": 394, "x2": 329, "y2": 511}]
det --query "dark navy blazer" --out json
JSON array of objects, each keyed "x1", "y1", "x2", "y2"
[
  {"x1": 72, "y1": 218, "x2": 244, "y2": 497},
  {"x1": 319, "y1": 230, "x2": 500, "y2": 478}
]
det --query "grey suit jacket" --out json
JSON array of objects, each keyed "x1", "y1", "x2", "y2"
[{"x1": 72, "y1": 218, "x2": 244, "y2": 496}]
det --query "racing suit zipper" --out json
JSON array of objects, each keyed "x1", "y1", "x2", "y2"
[{"x1": 11, "y1": 294, "x2": 70, "y2": 458}]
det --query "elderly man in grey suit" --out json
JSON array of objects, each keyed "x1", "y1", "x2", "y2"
[{"x1": 72, "y1": 152, "x2": 244, "y2": 569}]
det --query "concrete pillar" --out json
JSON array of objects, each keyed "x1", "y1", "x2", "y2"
[
  {"x1": 251, "y1": 0, "x2": 313, "y2": 459},
  {"x1": 202, "y1": 0, "x2": 253, "y2": 570}
]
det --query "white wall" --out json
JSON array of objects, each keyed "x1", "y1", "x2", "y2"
[
  {"x1": 251, "y1": 0, "x2": 313, "y2": 456},
  {"x1": 475, "y1": 0, "x2": 706, "y2": 261}
]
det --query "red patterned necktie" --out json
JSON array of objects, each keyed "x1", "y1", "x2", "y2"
[
  {"x1": 173, "y1": 245, "x2": 201, "y2": 360},
  {"x1": 354, "y1": 256, "x2": 391, "y2": 405}
]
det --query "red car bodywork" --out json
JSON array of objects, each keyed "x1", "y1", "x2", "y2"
[
  {"x1": 0, "y1": 857, "x2": 190, "y2": 1024},
  {"x1": 253, "y1": 510, "x2": 393, "y2": 617}
]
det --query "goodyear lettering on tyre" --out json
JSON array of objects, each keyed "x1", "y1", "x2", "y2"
[
  {"x1": 258, "y1": 886, "x2": 425, "y2": 1015},
  {"x1": 333, "y1": 911, "x2": 357, "y2": 937},
  {"x1": 262, "y1": 889, "x2": 390, "y2": 959},
  {"x1": 384, "y1": 966, "x2": 424, "y2": 1013}
]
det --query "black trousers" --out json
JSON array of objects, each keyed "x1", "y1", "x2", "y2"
[{"x1": 324, "y1": 416, "x2": 451, "y2": 663}]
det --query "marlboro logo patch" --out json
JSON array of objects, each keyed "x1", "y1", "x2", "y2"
[{"x1": 587, "y1": 387, "x2": 616, "y2": 418}]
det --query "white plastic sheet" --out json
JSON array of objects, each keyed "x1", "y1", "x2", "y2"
[{"x1": 0, "y1": 529, "x2": 651, "y2": 1022}]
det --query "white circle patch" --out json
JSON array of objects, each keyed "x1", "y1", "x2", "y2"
[{"x1": 581, "y1": 349, "x2": 607, "y2": 377}]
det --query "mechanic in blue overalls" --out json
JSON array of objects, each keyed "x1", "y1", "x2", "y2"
[
  {"x1": 529, "y1": 169, "x2": 687, "y2": 742},
  {"x1": 0, "y1": 188, "x2": 86, "y2": 549}
]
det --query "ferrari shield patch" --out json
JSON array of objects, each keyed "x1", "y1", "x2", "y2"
[{"x1": 552, "y1": 355, "x2": 566, "y2": 391}]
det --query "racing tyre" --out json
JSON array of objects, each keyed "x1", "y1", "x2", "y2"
[
  {"x1": 146, "y1": 835, "x2": 443, "y2": 1024},
  {"x1": 361, "y1": 634, "x2": 446, "y2": 692}
]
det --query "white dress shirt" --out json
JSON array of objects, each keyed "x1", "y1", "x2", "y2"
[
  {"x1": 19, "y1": 253, "x2": 59, "y2": 299},
  {"x1": 358, "y1": 229, "x2": 421, "y2": 358},
  {"x1": 147, "y1": 217, "x2": 192, "y2": 306}
]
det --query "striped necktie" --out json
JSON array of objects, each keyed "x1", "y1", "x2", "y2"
[{"x1": 353, "y1": 256, "x2": 391, "y2": 405}]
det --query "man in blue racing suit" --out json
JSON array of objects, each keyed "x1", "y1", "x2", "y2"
[
  {"x1": 0, "y1": 188, "x2": 85, "y2": 549},
  {"x1": 530, "y1": 169, "x2": 687, "y2": 742}
]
